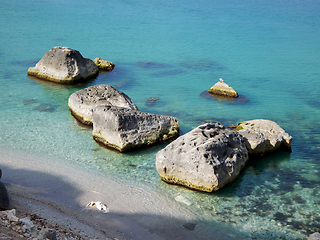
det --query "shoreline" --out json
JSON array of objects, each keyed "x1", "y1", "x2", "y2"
[{"x1": 0, "y1": 148, "x2": 231, "y2": 240}]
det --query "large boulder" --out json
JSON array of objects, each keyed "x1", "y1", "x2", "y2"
[
  {"x1": 235, "y1": 119, "x2": 293, "y2": 156},
  {"x1": 92, "y1": 105, "x2": 180, "y2": 152},
  {"x1": 156, "y1": 122, "x2": 248, "y2": 192},
  {"x1": 208, "y1": 78, "x2": 238, "y2": 98},
  {"x1": 68, "y1": 84, "x2": 138, "y2": 125},
  {"x1": 27, "y1": 47, "x2": 99, "y2": 83}
]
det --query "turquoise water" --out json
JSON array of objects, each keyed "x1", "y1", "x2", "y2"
[{"x1": 1, "y1": 0, "x2": 320, "y2": 238}]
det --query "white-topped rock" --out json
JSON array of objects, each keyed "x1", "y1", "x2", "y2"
[
  {"x1": 156, "y1": 122, "x2": 248, "y2": 192},
  {"x1": 28, "y1": 46, "x2": 98, "y2": 83},
  {"x1": 208, "y1": 78, "x2": 238, "y2": 98},
  {"x1": 235, "y1": 119, "x2": 293, "y2": 156},
  {"x1": 68, "y1": 84, "x2": 138, "y2": 125}
]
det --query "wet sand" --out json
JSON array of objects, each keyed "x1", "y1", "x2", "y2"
[{"x1": 0, "y1": 148, "x2": 230, "y2": 240}]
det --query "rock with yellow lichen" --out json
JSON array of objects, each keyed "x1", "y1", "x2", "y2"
[
  {"x1": 208, "y1": 78, "x2": 238, "y2": 98},
  {"x1": 93, "y1": 57, "x2": 115, "y2": 71}
]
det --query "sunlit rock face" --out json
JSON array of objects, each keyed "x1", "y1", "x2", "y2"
[
  {"x1": 68, "y1": 84, "x2": 138, "y2": 125},
  {"x1": 235, "y1": 119, "x2": 293, "y2": 156},
  {"x1": 156, "y1": 122, "x2": 248, "y2": 192},
  {"x1": 92, "y1": 105, "x2": 180, "y2": 152},
  {"x1": 28, "y1": 46, "x2": 98, "y2": 83}
]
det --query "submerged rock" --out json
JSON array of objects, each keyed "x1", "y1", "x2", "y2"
[
  {"x1": 137, "y1": 61, "x2": 171, "y2": 69},
  {"x1": 208, "y1": 78, "x2": 238, "y2": 98},
  {"x1": 0, "y1": 169, "x2": 9, "y2": 210},
  {"x1": 93, "y1": 57, "x2": 115, "y2": 71},
  {"x1": 27, "y1": 46, "x2": 98, "y2": 83},
  {"x1": 145, "y1": 97, "x2": 159, "y2": 107},
  {"x1": 156, "y1": 122, "x2": 248, "y2": 192},
  {"x1": 182, "y1": 223, "x2": 196, "y2": 231},
  {"x1": 92, "y1": 105, "x2": 180, "y2": 152},
  {"x1": 235, "y1": 119, "x2": 293, "y2": 156},
  {"x1": 68, "y1": 84, "x2": 138, "y2": 125},
  {"x1": 23, "y1": 98, "x2": 37, "y2": 105},
  {"x1": 33, "y1": 103, "x2": 56, "y2": 112}
]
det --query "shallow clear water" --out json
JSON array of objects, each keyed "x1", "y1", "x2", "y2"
[{"x1": 1, "y1": 0, "x2": 320, "y2": 239}]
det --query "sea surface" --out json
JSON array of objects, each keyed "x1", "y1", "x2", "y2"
[{"x1": 1, "y1": 0, "x2": 320, "y2": 239}]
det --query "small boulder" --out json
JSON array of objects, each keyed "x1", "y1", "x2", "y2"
[
  {"x1": 92, "y1": 105, "x2": 180, "y2": 152},
  {"x1": 68, "y1": 84, "x2": 138, "y2": 125},
  {"x1": 156, "y1": 122, "x2": 248, "y2": 192},
  {"x1": 37, "y1": 228, "x2": 57, "y2": 240},
  {"x1": 93, "y1": 57, "x2": 115, "y2": 71},
  {"x1": 235, "y1": 119, "x2": 293, "y2": 156},
  {"x1": 208, "y1": 78, "x2": 238, "y2": 98},
  {"x1": 27, "y1": 47, "x2": 99, "y2": 83}
]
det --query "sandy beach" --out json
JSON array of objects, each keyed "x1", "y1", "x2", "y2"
[{"x1": 0, "y1": 149, "x2": 231, "y2": 240}]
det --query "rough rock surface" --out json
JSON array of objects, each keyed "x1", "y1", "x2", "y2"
[
  {"x1": 308, "y1": 232, "x2": 320, "y2": 240},
  {"x1": 92, "y1": 105, "x2": 180, "y2": 152},
  {"x1": 235, "y1": 119, "x2": 293, "y2": 156},
  {"x1": 156, "y1": 122, "x2": 248, "y2": 192},
  {"x1": 93, "y1": 57, "x2": 115, "y2": 71},
  {"x1": 68, "y1": 84, "x2": 138, "y2": 125},
  {"x1": 27, "y1": 47, "x2": 98, "y2": 83},
  {"x1": 208, "y1": 79, "x2": 238, "y2": 98},
  {"x1": 0, "y1": 208, "x2": 95, "y2": 240}
]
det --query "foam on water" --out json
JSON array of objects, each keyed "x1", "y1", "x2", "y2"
[{"x1": 1, "y1": 0, "x2": 320, "y2": 239}]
